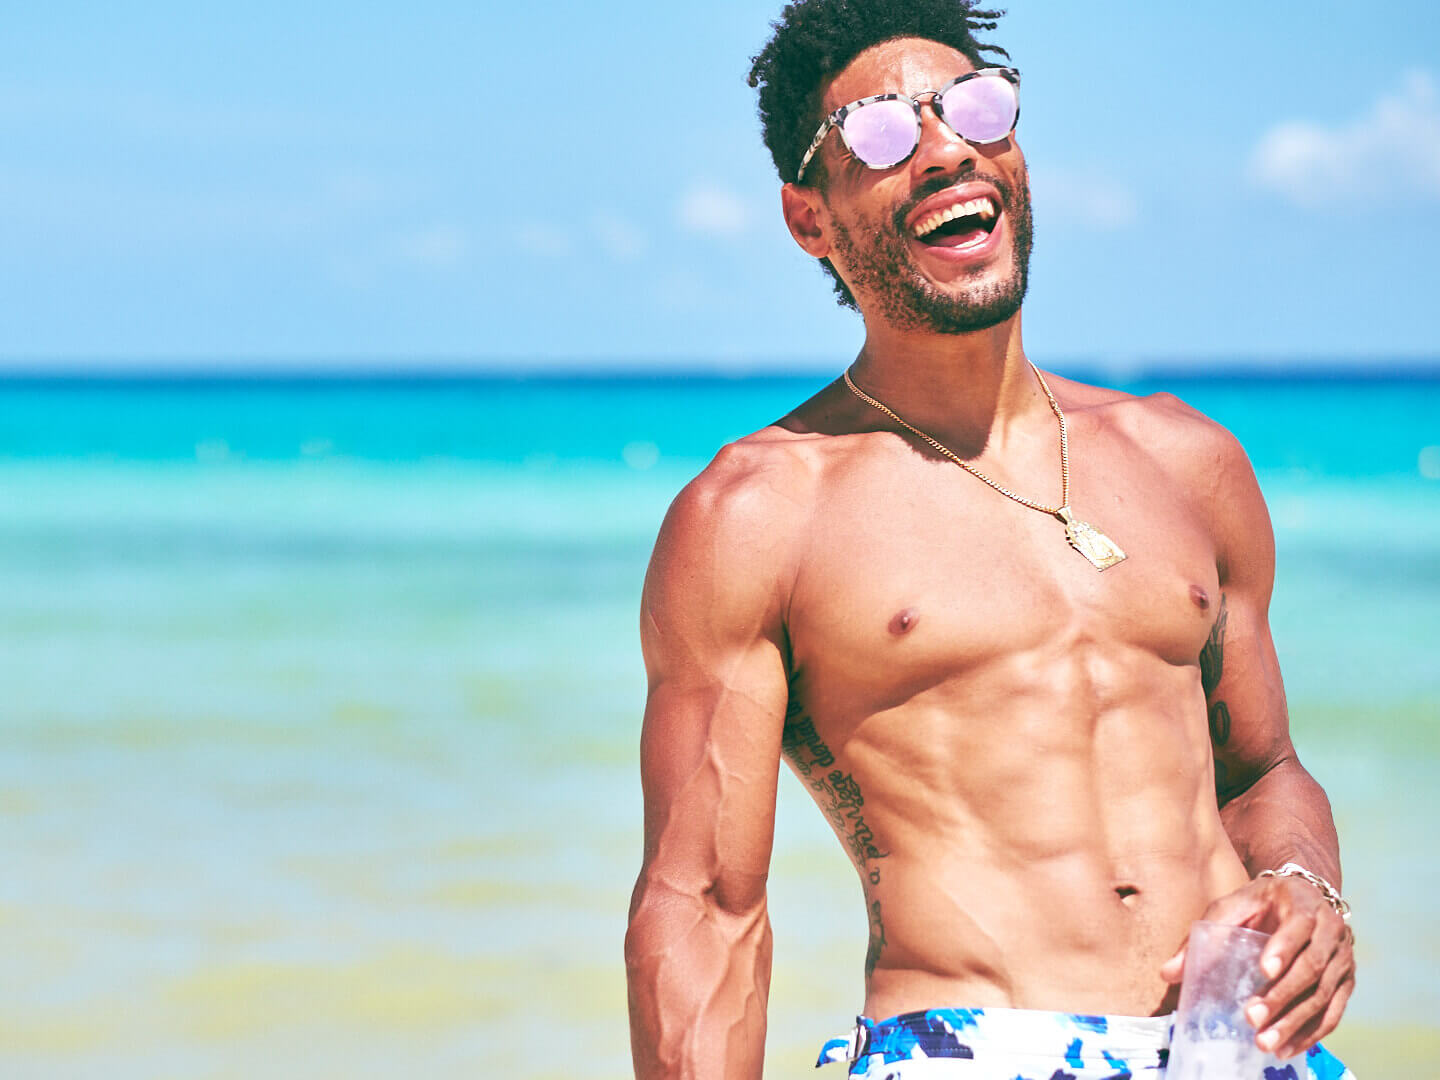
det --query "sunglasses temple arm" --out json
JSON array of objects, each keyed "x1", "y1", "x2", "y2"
[{"x1": 796, "y1": 117, "x2": 834, "y2": 182}]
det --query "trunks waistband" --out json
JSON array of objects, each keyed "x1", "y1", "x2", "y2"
[
  {"x1": 816, "y1": 1006, "x2": 1353, "y2": 1080},
  {"x1": 817, "y1": 1006, "x2": 1174, "y2": 1071}
]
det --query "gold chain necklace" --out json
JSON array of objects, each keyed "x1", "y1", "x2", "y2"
[{"x1": 842, "y1": 363, "x2": 1127, "y2": 571}]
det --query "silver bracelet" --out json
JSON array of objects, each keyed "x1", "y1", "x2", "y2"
[{"x1": 1258, "y1": 862, "x2": 1352, "y2": 925}]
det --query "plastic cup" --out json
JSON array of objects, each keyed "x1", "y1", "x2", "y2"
[{"x1": 1168, "y1": 921, "x2": 1297, "y2": 1079}]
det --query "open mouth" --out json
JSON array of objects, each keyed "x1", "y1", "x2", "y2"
[{"x1": 911, "y1": 196, "x2": 999, "y2": 250}]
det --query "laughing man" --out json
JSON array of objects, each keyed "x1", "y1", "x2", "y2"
[{"x1": 625, "y1": 3, "x2": 1356, "y2": 1077}]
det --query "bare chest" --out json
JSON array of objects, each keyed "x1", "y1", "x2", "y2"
[{"x1": 785, "y1": 443, "x2": 1221, "y2": 712}]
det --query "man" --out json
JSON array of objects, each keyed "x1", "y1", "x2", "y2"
[{"x1": 625, "y1": 2, "x2": 1356, "y2": 1077}]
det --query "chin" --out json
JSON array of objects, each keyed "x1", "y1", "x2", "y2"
[
  {"x1": 835, "y1": 204, "x2": 1032, "y2": 335},
  {"x1": 871, "y1": 255, "x2": 1028, "y2": 335}
]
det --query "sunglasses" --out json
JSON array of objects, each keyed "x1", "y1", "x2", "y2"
[{"x1": 796, "y1": 67, "x2": 1021, "y2": 182}]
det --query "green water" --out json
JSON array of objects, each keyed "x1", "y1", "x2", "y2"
[{"x1": 1, "y1": 376, "x2": 1436, "y2": 1077}]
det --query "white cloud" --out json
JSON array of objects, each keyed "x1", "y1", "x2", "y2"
[
  {"x1": 1030, "y1": 169, "x2": 1139, "y2": 229},
  {"x1": 514, "y1": 222, "x2": 576, "y2": 259},
  {"x1": 397, "y1": 224, "x2": 467, "y2": 267},
  {"x1": 676, "y1": 182, "x2": 749, "y2": 236},
  {"x1": 593, "y1": 211, "x2": 647, "y2": 261},
  {"x1": 1249, "y1": 70, "x2": 1440, "y2": 206},
  {"x1": 513, "y1": 214, "x2": 648, "y2": 261}
]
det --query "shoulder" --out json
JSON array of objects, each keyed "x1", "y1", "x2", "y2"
[
  {"x1": 1054, "y1": 375, "x2": 1255, "y2": 490},
  {"x1": 661, "y1": 426, "x2": 822, "y2": 553},
  {"x1": 1053, "y1": 376, "x2": 1271, "y2": 583},
  {"x1": 1119, "y1": 389, "x2": 1251, "y2": 477},
  {"x1": 643, "y1": 426, "x2": 820, "y2": 645}
]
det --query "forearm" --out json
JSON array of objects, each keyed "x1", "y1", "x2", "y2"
[
  {"x1": 1219, "y1": 755, "x2": 1342, "y2": 887},
  {"x1": 625, "y1": 876, "x2": 773, "y2": 1080}
]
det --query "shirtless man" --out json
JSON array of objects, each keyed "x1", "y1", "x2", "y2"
[{"x1": 625, "y1": 3, "x2": 1356, "y2": 1077}]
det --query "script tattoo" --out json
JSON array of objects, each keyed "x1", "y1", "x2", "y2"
[
  {"x1": 782, "y1": 672, "x2": 890, "y2": 977},
  {"x1": 812, "y1": 768, "x2": 890, "y2": 867},
  {"x1": 1199, "y1": 594, "x2": 1232, "y2": 747},
  {"x1": 780, "y1": 717, "x2": 834, "y2": 778}
]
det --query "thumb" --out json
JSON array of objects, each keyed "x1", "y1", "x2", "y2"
[
  {"x1": 1161, "y1": 884, "x2": 1270, "y2": 986},
  {"x1": 1160, "y1": 943, "x2": 1187, "y2": 984}
]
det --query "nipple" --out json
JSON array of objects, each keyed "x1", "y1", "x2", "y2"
[
  {"x1": 888, "y1": 608, "x2": 918, "y2": 635},
  {"x1": 1189, "y1": 585, "x2": 1210, "y2": 611}
]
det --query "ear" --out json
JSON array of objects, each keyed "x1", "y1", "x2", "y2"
[{"x1": 781, "y1": 182, "x2": 831, "y2": 259}]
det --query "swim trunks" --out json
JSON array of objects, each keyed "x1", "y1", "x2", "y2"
[{"x1": 816, "y1": 1006, "x2": 1355, "y2": 1078}]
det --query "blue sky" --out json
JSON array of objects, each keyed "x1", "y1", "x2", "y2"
[{"x1": 2, "y1": 1, "x2": 1438, "y2": 371}]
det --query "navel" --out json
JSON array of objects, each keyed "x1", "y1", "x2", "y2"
[
  {"x1": 1114, "y1": 883, "x2": 1140, "y2": 906},
  {"x1": 888, "y1": 608, "x2": 919, "y2": 635},
  {"x1": 1189, "y1": 585, "x2": 1211, "y2": 611}
]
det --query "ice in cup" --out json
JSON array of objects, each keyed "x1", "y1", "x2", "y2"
[{"x1": 1168, "y1": 920, "x2": 1298, "y2": 1079}]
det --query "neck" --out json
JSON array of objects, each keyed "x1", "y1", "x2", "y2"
[{"x1": 847, "y1": 310, "x2": 1044, "y2": 458}]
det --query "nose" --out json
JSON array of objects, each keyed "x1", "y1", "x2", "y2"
[{"x1": 910, "y1": 94, "x2": 977, "y2": 175}]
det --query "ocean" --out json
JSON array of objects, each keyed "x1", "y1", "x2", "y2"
[{"x1": 1, "y1": 370, "x2": 1436, "y2": 1078}]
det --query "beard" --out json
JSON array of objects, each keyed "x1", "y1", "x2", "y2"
[{"x1": 828, "y1": 166, "x2": 1034, "y2": 335}]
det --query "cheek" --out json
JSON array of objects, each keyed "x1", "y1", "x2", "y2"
[
  {"x1": 977, "y1": 139, "x2": 1026, "y2": 186},
  {"x1": 834, "y1": 182, "x2": 909, "y2": 237},
  {"x1": 981, "y1": 133, "x2": 1022, "y2": 159}
]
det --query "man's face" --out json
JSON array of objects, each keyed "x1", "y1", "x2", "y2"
[{"x1": 812, "y1": 38, "x2": 1033, "y2": 334}]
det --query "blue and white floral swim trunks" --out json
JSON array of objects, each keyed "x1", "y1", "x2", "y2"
[{"x1": 816, "y1": 1006, "x2": 1355, "y2": 1078}]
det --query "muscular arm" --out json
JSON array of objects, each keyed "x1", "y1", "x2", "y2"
[
  {"x1": 1168, "y1": 421, "x2": 1352, "y2": 1056},
  {"x1": 625, "y1": 449, "x2": 797, "y2": 1080},
  {"x1": 1199, "y1": 451, "x2": 1340, "y2": 885}
]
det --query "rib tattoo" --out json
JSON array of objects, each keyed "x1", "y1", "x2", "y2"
[{"x1": 782, "y1": 672, "x2": 890, "y2": 977}]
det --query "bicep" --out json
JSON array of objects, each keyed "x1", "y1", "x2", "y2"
[
  {"x1": 1205, "y1": 588, "x2": 1292, "y2": 803},
  {"x1": 1199, "y1": 433, "x2": 1294, "y2": 803},
  {"x1": 638, "y1": 649, "x2": 788, "y2": 908},
  {"x1": 633, "y1": 464, "x2": 796, "y2": 907}
]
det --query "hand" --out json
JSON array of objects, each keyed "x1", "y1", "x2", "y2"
[{"x1": 1160, "y1": 875, "x2": 1356, "y2": 1059}]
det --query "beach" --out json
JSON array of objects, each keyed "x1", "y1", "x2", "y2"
[{"x1": 1, "y1": 371, "x2": 1437, "y2": 1078}]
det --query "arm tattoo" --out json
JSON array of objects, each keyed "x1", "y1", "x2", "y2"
[
  {"x1": 1199, "y1": 594, "x2": 1228, "y2": 696},
  {"x1": 1209, "y1": 699, "x2": 1232, "y2": 747},
  {"x1": 1199, "y1": 594, "x2": 1232, "y2": 746},
  {"x1": 865, "y1": 899, "x2": 888, "y2": 979},
  {"x1": 782, "y1": 669, "x2": 890, "y2": 978}
]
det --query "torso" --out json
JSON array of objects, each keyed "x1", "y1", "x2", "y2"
[{"x1": 760, "y1": 373, "x2": 1249, "y2": 1018}]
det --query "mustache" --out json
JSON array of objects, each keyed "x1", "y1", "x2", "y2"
[{"x1": 891, "y1": 169, "x2": 1025, "y2": 233}]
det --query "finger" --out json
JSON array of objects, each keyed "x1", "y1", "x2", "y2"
[
  {"x1": 1199, "y1": 889, "x2": 1270, "y2": 931},
  {"x1": 1257, "y1": 907, "x2": 1324, "y2": 985},
  {"x1": 1256, "y1": 909, "x2": 1343, "y2": 1020},
  {"x1": 1253, "y1": 929, "x2": 1346, "y2": 1052},
  {"x1": 1245, "y1": 942, "x2": 1328, "y2": 1037},
  {"x1": 1275, "y1": 969, "x2": 1355, "y2": 1059},
  {"x1": 1163, "y1": 886, "x2": 1272, "y2": 984},
  {"x1": 1262, "y1": 898, "x2": 1347, "y2": 976},
  {"x1": 1257, "y1": 977, "x2": 1324, "y2": 1056}
]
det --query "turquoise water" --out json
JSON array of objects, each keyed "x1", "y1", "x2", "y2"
[{"x1": 1, "y1": 372, "x2": 1437, "y2": 1078}]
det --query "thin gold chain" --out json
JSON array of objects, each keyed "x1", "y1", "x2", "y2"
[{"x1": 842, "y1": 362, "x2": 1070, "y2": 516}]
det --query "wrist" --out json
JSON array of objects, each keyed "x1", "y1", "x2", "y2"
[{"x1": 1257, "y1": 861, "x2": 1351, "y2": 924}]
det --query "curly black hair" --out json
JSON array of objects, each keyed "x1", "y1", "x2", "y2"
[{"x1": 747, "y1": 0, "x2": 1010, "y2": 308}]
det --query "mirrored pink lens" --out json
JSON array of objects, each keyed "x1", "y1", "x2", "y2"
[
  {"x1": 841, "y1": 99, "x2": 919, "y2": 168},
  {"x1": 940, "y1": 75, "x2": 1017, "y2": 143}
]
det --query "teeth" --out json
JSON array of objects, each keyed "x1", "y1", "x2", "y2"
[{"x1": 912, "y1": 196, "x2": 997, "y2": 238}]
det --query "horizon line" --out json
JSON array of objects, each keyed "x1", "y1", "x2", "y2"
[{"x1": 0, "y1": 354, "x2": 1438, "y2": 383}]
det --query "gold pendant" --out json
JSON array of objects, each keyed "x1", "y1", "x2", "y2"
[{"x1": 1055, "y1": 506, "x2": 1127, "y2": 571}]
